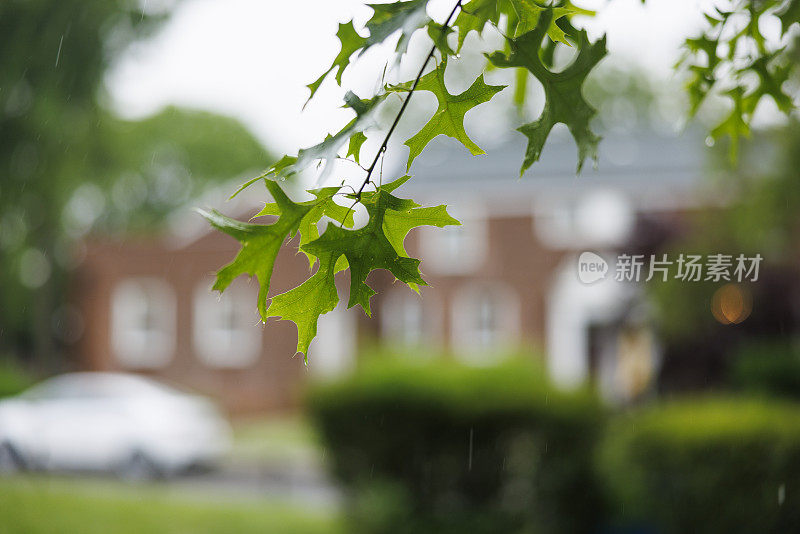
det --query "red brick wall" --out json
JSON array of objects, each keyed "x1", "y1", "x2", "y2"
[{"x1": 72, "y1": 232, "x2": 314, "y2": 416}]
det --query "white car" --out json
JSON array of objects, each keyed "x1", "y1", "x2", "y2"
[{"x1": 0, "y1": 372, "x2": 231, "y2": 478}]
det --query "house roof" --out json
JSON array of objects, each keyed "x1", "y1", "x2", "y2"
[
  {"x1": 402, "y1": 126, "x2": 715, "y2": 213},
  {"x1": 170, "y1": 127, "x2": 717, "y2": 249}
]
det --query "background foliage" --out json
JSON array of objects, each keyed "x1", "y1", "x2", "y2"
[
  {"x1": 599, "y1": 398, "x2": 800, "y2": 534},
  {"x1": 0, "y1": 1, "x2": 271, "y2": 367}
]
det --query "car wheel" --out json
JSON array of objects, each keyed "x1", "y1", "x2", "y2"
[
  {"x1": 0, "y1": 442, "x2": 25, "y2": 475},
  {"x1": 117, "y1": 451, "x2": 161, "y2": 482}
]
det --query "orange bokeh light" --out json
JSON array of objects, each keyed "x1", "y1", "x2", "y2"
[{"x1": 711, "y1": 283, "x2": 752, "y2": 325}]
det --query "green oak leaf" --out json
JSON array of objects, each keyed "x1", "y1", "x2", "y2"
[
  {"x1": 682, "y1": 35, "x2": 721, "y2": 116},
  {"x1": 741, "y1": 52, "x2": 794, "y2": 115},
  {"x1": 199, "y1": 180, "x2": 351, "y2": 320},
  {"x1": 298, "y1": 189, "x2": 355, "y2": 267},
  {"x1": 453, "y1": 0, "x2": 502, "y2": 51},
  {"x1": 383, "y1": 205, "x2": 461, "y2": 257},
  {"x1": 207, "y1": 174, "x2": 459, "y2": 357},
  {"x1": 229, "y1": 155, "x2": 298, "y2": 200},
  {"x1": 303, "y1": 188, "x2": 427, "y2": 316},
  {"x1": 382, "y1": 202, "x2": 461, "y2": 294},
  {"x1": 347, "y1": 131, "x2": 367, "y2": 164},
  {"x1": 358, "y1": 175, "x2": 420, "y2": 212},
  {"x1": 240, "y1": 92, "x2": 385, "y2": 192},
  {"x1": 197, "y1": 180, "x2": 318, "y2": 320},
  {"x1": 306, "y1": 21, "x2": 367, "y2": 103},
  {"x1": 256, "y1": 185, "x2": 355, "y2": 268},
  {"x1": 779, "y1": 0, "x2": 800, "y2": 36},
  {"x1": 358, "y1": 175, "x2": 460, "y2": 257},
  {"x1": 366, "y1": 174, "x2": 411, "y2": 193},
  {"x1": 256, "y1": 187, "x2": 354, "y2": 228},
  {"x1": 365, "y1": 0, "x2": 430, "y2": 57},
  {"x1": 427, "y1": 21, "x2": 457, "y2": 57},
  {"x1": 396, "y1": 59, "x2": 506, "y2": 169},
  {"x1": 265, "y1": 252, "x2": 339, "y2": 359},
  {"x1": 488, "y1": 10, "x2": 606, "y2": 174},
  {"x1": 349, "y1": 174, "x2": 458, "y2": 291},
  {"x1": 236, "y1": 91, "x2": 387, "y2": 194},
  {"x1": 508, "y1": 1, "x2": 594, "y2": 45},
  {"x1": 298, "y1": 91, "x2": 388, "y2": 183},
  {"x1": 305, "y1": 0, "x2": 430, "y2": 104},
  {"x1": 681, "y1": 3, "x2": 797, "y2": 163},
  {"x1": 710, "y1": 87, "x2": 750, "y2": 164},
  {"x1": 454, "y1": 0, "x2": 591, "y2": 50}
]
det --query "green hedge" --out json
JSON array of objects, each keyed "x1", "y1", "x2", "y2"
[
  {"x1": 599, "y1": 398, "x2": 800, "y2": 534},
  {"x1": 730, "y1": 340, "x2": 800, "y2": 400},
  {"x1": 308, "y1": 359, "x2": 606, "y2": 534}
]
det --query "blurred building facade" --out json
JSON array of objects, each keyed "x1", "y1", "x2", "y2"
[{"x1": 72, "y1": 129, "x2": 711, "y2": 413}]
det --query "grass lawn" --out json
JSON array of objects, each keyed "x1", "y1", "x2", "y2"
[
  {"x1": 229, "y1": 415, "x2": 326, "y2": 466},
  {"x1": 0, "y1": 476, "x2": 342, "y2": 534}
]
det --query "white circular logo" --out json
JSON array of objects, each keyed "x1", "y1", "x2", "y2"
[{"x1": 577, "y1": 251, "x2": 608, "y2": 284}]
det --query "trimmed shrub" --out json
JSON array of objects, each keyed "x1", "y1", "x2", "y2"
[
  {"x1": 307, "y1": 359, "x2": 606, "y2": 534},
  {"x1": 730, "y1": 340, "x2": 800, "y2": 400},
  {"x1": 599, "y1": 398, "x2": 800, "y2": 534}
]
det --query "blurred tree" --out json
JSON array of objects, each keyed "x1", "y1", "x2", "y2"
[
  {"x1": 84, "y1": 107, "x2": 271, "y2": 233},
  {"x1": 584, "y1": 64, "x2": 686, "y2": 133},
  {"x1": 0, "y1": 1, "x2": 271, "y2": 368},
  {"x1": 650, "y1": 122, "x2": 800, "y2": 390}
]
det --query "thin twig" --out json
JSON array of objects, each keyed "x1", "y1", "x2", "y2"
[
  {"x1": 379, "y1": 146, "x2": 385, "y2": 187},
  {"x1": 336, "y1": 184, "x2": 358, "y2": 196},
  {"x1": 342, "y1": 196, "x2": 360, "y2": 228},
  {"x1": 354, "y1": 0, "x2": 463, "y2": 197},
  {"x1": 336, "y1": 156, "x2": 369, "y2": 172}
]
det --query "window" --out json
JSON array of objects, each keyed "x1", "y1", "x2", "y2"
[
  {"x1": 534, "y1": 190, "x2": 634, "y2": 249},
  {"x1": 533, "y1": 199, "x2": 576, "y2": 248},
  {"x1": 193, "y1": 281, "x2": 261, "y2": 368},
  {"x1": 451, "y1": 284, "x2": 519, "y2": 364},
  {"x1": 381, "y1": 289, "x2": 440, "y2": 349},
  {"x1": 111, "y1": 278, "x2": 175, "y2": 368},
  {"x1": 420, "y1": 203, "x2": 487, "y2": 275},
  {"x1": 309, "y1": 301, "x2": 356, "y2": 379}
]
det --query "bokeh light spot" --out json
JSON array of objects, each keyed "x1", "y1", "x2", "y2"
[{"x1": 711, "y1": 283, "x2": 752, "y2": 325}]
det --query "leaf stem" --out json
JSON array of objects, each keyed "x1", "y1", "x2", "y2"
[
  {"x1": 355, "y1": 0, "x2": 463, "y2": 197},
  {"x1": 336, "y1": 156, "x2": 369, "y2": 172}
]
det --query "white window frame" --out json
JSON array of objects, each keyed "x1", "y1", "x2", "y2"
[
  {"x1": 451, "y1": 283, "x2": 520, "y2": 364},
  {"x1": 192, "y1": 281, "x2": 261, "y2": 368},
  {"x1": 420, "y1": 202, "x2": 487, "y2": 275},
  {"x1": 308, "y1": 301, "x2": 356, "y2": 379},
  {"x1": 533, "y1": 190, "x2": 634, "y2": 250},
  {"x1": 380, "y1": 288, "x2": 441, "y2": 349},
  {"x1": 111, "y1": 278, "x2": 175, "y2": 368}
]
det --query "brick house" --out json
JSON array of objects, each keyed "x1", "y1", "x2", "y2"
[{"x1": 72, "y1": 129, "x2": 710, "y2": 414}]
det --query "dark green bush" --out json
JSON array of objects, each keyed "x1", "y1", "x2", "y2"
[
  {"x1": 308, "y1": 359, "x2": 606, "y2": 534},
  {"x1": 730, "y1": 340, "x2": 800, "y2": 400},
  {"x1": 599, "y1": 398, "x2": 800, "y2": 534}
]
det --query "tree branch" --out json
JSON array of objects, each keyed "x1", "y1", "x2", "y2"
[{"x1": 354, "y1": 0, "x2": 463, "y2": 196}]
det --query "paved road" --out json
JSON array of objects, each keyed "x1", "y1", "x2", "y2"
[{"x1": 170, "y1": 460, "x2": 341, "y2": 507}]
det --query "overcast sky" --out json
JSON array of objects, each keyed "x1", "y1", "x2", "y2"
[{"x1": 107, "y1": 0, "x2": 710, "y2": 156}]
